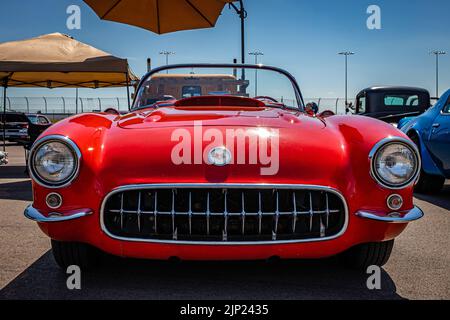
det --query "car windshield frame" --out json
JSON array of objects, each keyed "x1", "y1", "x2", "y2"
[{"x1": 131, "y1": 63, "x2": 305, "y2": 112}]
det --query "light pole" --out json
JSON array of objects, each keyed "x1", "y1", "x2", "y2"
[
  {"x1": 338, "y1": 51, "x2": 355, "y2": 110},
  {"x1": 430, "y1": 50, "x2": 446, "y2": 98},
  {"x1": 159, "y1": 51, "x2": 175, "y2": 74},
  {"x1": 248, "y1": 51, "x2": 264, "y2": 96}
]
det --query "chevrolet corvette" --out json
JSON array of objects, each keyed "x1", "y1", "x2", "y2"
[{"x1": 24, "y1": 64, "x2": 423, "y2": 270}]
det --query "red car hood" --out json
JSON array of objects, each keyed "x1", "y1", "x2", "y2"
[
  {"x1": 43, "y1": 106, "x2": 405, "y2": 200},
  {"x1": 92, "y1": 107, "x2": 347, "y2": 188}
]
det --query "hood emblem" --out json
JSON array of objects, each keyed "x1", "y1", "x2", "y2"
[{"x1": 208, "y1": 146, "x2": 232, "y2": 166}]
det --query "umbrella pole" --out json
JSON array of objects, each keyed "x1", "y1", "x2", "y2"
[
  {"x1": 231, "y1": 1, "x2": 247, "y2": 74},
  {"x1": 2, "y1": 80, "x2": 7, "y2": 153},
  {"x1": 239, "y1": 0, "x2": 246, "y2": 67}
]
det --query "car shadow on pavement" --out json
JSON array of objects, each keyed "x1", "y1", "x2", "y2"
[
  {"x1": 0, "y1": 166, "x2": 28, "y2": 179},
  {"x1": 414, "y1": 184, "x2": 450, "y2": 211},
  {"x1": 0, "y1": 250, "x2": 404, "y2": 300},
  {"x1": 0, "y1": 180, "x2": 32, "y2": 201}
]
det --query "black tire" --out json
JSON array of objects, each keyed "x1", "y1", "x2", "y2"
[
  {"x1": 51, "y1": 240, "x2": 99, "y2": 270},
  {"x1": 415, "y1": 172, "x2": 445, "y2": 194},
  {"x1": 340, "y1": 240, "x2": 394, "y2": 270},
  {"x1": 408, "y1": 132, "x2": 445, "y2": 194}
]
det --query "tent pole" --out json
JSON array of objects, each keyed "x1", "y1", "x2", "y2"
[
  {"x1": 126, "y1": 73, "x2": 131, "y2": 110},
  {"x1": 2, "y1": 80, "x2": 7, "y2": 153},
  {"x1": 75, "y1": 88, "x2": 79, "y2": 114}
]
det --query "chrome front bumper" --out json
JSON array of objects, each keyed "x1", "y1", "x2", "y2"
[
  {"x1": 356, "y1": 206, "x2": 424, "y2": 223},
  {"x1": 24, "y1": 204, "x2": 423, "y2": 225},
  {"x1": 24, "y1": 205, "x2": 93, "y2": 223}
]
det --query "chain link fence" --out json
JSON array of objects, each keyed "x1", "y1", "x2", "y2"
[
  {"x1": 4, "y1": 96, "x2": 350, "y2": 121},
  {"x1": 4, "y1": 96, "x2": 130, "y2": 121}
]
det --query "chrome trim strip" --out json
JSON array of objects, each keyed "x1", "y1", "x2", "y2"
[
  {"x1": 24, "y1": 205, "x2": 93, "y2": 223},
  {"x1": 368, "y1": 136, "x2": 421, "y2": 190},
  {"x1": 28, "y1": 135, "x2": 82, "y2": 189},
  {"x1": 356, "y1": 206, "x2": 424, "y2": 223},
  {"x1": 99, "y1": 183, "x2": 349, "y2": 246}
]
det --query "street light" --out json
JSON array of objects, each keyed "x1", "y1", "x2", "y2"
[
  {"x1": 249, "y1": 51, "x2": 264, "y2": 96},
  {"x1": 430, "y1": 50, "x2": 446, "y2": 98},
  {"x1": 338, "y1": 51, "x2": 355, "y2": 110},
  {"x1": 159, "y1": 51, "x2": 175, "y2": 74}
]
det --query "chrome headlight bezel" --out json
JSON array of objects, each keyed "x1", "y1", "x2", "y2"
[
  {"x1": 28, "y1": 135, "x2": 81, "y2": 188},
  {"x1": 369, "y1": 137, "x2": 421, "y2": 190}
]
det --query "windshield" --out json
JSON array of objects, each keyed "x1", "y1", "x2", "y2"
[
  {"x1": 132, "y1": 65, "x2": 303, "y2": 111},
  {"x1": 27, "y1": 115, "x2": 39, "y2": 124}
]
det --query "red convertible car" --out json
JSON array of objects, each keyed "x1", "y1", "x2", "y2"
[{"x1": 25, "y1": 64, "x2": 423, "y2": 270}]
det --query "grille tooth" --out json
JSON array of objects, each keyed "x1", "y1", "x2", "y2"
[
  {"x1": 120, "y1": 193, "x2": 124, "y2": 230},
  {"x1": 223, "y1": 190, "x2": 228, "y2": 241},
  {"x1": 188, "y1": 191, "x2": 192, "y2": 235},
  {"x1": 103, "y1": 187, "x2": 346, "y2": 243},
  {"x1": 137, "y1": 192, "x2": 142, "y2": 232},
  {"x1": 241, "y1": 192, "x2": 245, "y2": 235},
  {"x1": 274, "y1": 190, "x2": 280, "y2": 239},
  {"x1": 258, "y1": 191, "x2": 262, "y2": 235},
  {"x1": 154, "y1": 191, "x2": 158, "y2": 233},
  {"x1": 309, "y1": 192, "x2": 313, "y2": 232},
  {"x1": 171, "y1": 189, "x2": 176, "y2": 238}
]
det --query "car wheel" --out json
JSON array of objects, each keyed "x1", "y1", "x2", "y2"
[
  {"x1": 339, "y1": 240, "x2": 394, "y2": 270},
  {"x1": 408, "y1": 133, "x2": 445, "y2": 194},
  {"x1": 51, "y1": 240, "x2": 99, "y2": 270},
  {"x1": 415, "y1": 172, "x2": 445, "y2": 194}
]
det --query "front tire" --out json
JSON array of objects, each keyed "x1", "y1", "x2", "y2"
[
  {"x1": 340, "y1": 240, "x2": 394, "y2": 270},
  {"x1": 51, "y1": 240, "x2": 99, "y2": 270},
  {"x1": 415, "y1": 172, "x2": 445, "y2": 194}
]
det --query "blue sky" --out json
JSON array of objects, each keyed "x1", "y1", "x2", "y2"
[{"x1": 1, "y1": 0, "x2": 449, "y2": 100}]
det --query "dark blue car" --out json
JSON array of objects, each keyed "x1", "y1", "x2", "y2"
[{"x1": 399, "y1": 89, "x2": 450, "y2": 193}]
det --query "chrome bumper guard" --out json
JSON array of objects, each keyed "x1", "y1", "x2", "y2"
[
  {"x1": 24, "y1": 205, "x2": 93, "y2": 223},
  {"x1": 356, "y1": 206, "x2": 424, "y2": 223}
]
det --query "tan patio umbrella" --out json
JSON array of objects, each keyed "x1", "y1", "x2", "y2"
[
  {"x1": 83, "y1": 0, "x2": 248, "y2": 65},
  {"x1": 83, "y1": 0, "x2": 236, "y2": 34}
]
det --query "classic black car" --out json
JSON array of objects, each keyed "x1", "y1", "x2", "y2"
[
  {"x1": 0, "y1": 112, "x2": 30, "y2": 142},
  {"x1": 1, "y1": 112, "x2": 52, "y2": 145},
  {"x1": 352, "y1": 86, "x2": 431, "y2": 124}
]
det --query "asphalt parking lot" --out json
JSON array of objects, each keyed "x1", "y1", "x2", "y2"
[{"x1": 0, "y1": 145, "x2": 449, "y2": 300}]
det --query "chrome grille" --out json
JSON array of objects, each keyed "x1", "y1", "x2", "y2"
[{"x1": 101, "y1": 185, "x2": 347, "y2": 244}]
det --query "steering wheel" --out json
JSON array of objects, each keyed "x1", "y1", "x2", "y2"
[
  {"x1": 104, "y1": 108, "x2": 120, "y2": 115},
  {"x1": 254, "y1": 96, "x2": 279, "y2": 103}
]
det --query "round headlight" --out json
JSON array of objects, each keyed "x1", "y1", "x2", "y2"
[
  {"x1": 370, "y1": 139, "x2": 420, "y2": 189},
  {"x1": 30, "y1": 136, "x2": 81, "y2": 188}
]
